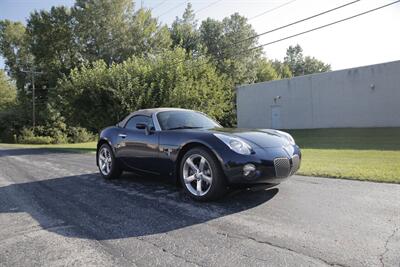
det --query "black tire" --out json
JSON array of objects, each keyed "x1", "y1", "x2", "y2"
[
  {"x1": 97, "y1": 143, "x2": 122, "y2": 180},
  {"x1": 180, "y1": 147, "x2": 227, "y2": 201}
]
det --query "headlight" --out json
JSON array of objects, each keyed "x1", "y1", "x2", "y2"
[
  {"x1": 214, "y1": 133, "x2": 252, "y2": 155},
  {"x1": 276, "y1": 130, "x2": 295, "y2": 145}
]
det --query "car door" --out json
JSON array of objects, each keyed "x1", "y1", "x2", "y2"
[{"x1": 116, "y1": 115, "x2": 160, "y2": 175}]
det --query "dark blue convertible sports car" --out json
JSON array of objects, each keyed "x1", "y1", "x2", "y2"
[{"x1": 97, "y1": 108, "x2": 301, "y2": 201}]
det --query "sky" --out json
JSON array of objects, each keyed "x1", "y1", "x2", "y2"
[{"x1": 0, "y1": 0, "x2": 399, "y2": 71}]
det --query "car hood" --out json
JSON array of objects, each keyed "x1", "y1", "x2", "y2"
[{"x1": 210, "y1": 128, "x2": 292, "y2": 148}]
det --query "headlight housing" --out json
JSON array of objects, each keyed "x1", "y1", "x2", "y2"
[
  {"x1": 276, "y1": 130, "x2": 295, "y2": 145},
  {"x1": 214, "y1": 133, "x2": 253, "y2": 155}
]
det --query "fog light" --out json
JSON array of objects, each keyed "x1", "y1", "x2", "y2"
[{"x1": 243, "y1": 164, "x2": 256, "y2": 177}]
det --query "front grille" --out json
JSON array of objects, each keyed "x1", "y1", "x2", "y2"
[
  {"x1": 274, "y1": 155, "x2": 300, "y2": 178},
  {"x1": 274, "y1": 158, "x2": 291, "y2": 178}
]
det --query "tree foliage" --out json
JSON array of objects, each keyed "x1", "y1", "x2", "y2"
[
  {"x1": 73, "y1": 0, "x2": 171, "y2": 64},
  {"x1": 284, "y1": 44, "x2": 331, "y2": 76},
  {"x1": 0, "y1": 70, "x2": 16, "y2": 111},
  {"x1": 200, "y1": 14, "x2": 261, "y2": 84},
  {"x1": 27, "y1": 6, "x2": 78, "y2": 88},
  {"x1": 56, "y1": 48, "x2": 233, "y2": 131},
  {"x1": 0, "y1": 20, "x2": 33, "y2": 90},
  {"x1": 170, "y1": 3, "x2": 199, "y2": 53}
]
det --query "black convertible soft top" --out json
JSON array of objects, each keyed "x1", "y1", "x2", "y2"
[
  {"x1": 134, "y1": 107, "x2": 188, "y2": 116},
  {"x1": 117, "y1": 107, "x2": 190, "y2": 127}
]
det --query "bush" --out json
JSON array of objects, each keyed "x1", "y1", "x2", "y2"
[
  {"x1": 15, "y1": 126, "x2": 95, "y2": 145},
  {"x1": 18, "y1": 128, "x2": 54, "y2": 144},
  {"x1": 19, "y1": 135, "x2": 54, "y2": 144},
  {"x1": 56, "y1": 48, "x2": 233, "y2": 131},
  {"x1": 67, "y1": 127, "x2": 96, "y2": 143},
  {"x1": 0, "y1": 104, "x2": 30, "y2": 143},
  {"x1": 28, "y1": 125, "x2": 67, "y2": 144}
]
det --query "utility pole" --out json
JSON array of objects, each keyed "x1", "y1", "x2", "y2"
[{"x1": 21, "y1": 69, "x2": 44, "y2": 127}]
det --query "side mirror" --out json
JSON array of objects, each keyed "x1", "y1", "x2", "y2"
[
  {"x1": 136, "y1": 123, "x2": 151, "y2": 135},
  {"x1": 136, "y1": 123, "x2": 146, "y2": 130}
]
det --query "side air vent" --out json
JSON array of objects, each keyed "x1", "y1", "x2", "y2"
[{"x1": 290, "y1": 155, "x2": 300, "y2": 176}]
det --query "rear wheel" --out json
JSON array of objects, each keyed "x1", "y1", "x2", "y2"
[
  {"x1": 180, "y1": 147, "x2": 227, "y2": 201},
  {"x1": 98, "y1": 143, "x2": 122, "y2": 180}
]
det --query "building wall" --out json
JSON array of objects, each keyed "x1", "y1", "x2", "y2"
[{"x1": 237, "y1": 60, "x2": 400, "y2": 129}]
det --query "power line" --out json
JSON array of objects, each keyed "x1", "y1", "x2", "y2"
[
  {"x1": 237, "y1": 0, "x2": 361, "y2": 45},
  {"x1": 194, "y1": 0, "x2": 224, "y2": 15},
  {"x1": 248, "y1": 0, "x2": 298, "y2": 21},
  {"x1": 184, "y1": 0, "x2": 400, "y2": 70},
  {"x1": 151, "y1": 0, "x2": 168, "y2": 10},
  {"x1": 158, "y1": 1, "x2": 188, "y2": 18},
  {"x1": 150, "y1": 0, "x2": 399, "y2": 71},
  {"x1": 241, "y1": 0, "x2": 400, "y2": 53}
]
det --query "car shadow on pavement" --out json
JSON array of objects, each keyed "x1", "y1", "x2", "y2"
[{"x1": 0, "y1": 172, "x2": 279, "y2": 240}]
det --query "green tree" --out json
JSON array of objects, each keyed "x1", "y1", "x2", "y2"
[
  {"x1": 27, "y1": 6, "x2": 79, "y2": 88},
  {"x1": 284, "y1": 44, "x2": 330, "y2": 76},
  {"x1": 255, "y1": 58, "x2": 280, "y2": 83},
  {"x1": 0, "y1": 70, "x2": 30, "y2": 142},
  {"x1": 129, "y1": 8, "x2": 172, "y2": 56},
  {"x1": 0, "y1": 20, "x2": 33, "y2": 90},
  {"x1": 302, "y1": 56, "x2": 331, "y2": 75},
  {"x1": 199, "y1": 18, "x2": 224, "y2": 60},
  {"x1": 170, "y1": 3, "x2": 200, "y2": 53},
  {"x1": 200, "y1": 13, "x2": 262, "y2": 85},
  {"x1": 271, "y1": 60, "x2": 292, "y2": 79},
  {"x1": 72, "y1": 0, "x2": 135, "y2": 64},
  {"x1": 0, "y1": 70, "x2": 16, "y2": 111},
  {"x1": 0, "y1": 19, "x2": 38, "y2": 129},
  {"x1": 72, "y1": 0, "x2": 171, "y2": 64}
]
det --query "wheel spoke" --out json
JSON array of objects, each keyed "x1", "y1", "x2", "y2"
[
  {"x1": 184, "y1": 174, "x2": 196, "y2": 183},
  {"x1": 199, "y1": 157, "x2": 206, "y2": 172},
  {"x1": 101, "y1": 162, "x2": 106, "y2": 171},
  {"x1": 201, "y1": 174, "x2": 212, "y2": 184},
  {"x1": 196, "y1": 180, "x2": 202, "y2": 195},
  {"x1": 186, "y1": 158, "x2": 199, "y2": 172}
]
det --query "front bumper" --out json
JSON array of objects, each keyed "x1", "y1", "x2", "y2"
[{"x1": 220, "y1": 145, "x2": 301, "y2": 184}]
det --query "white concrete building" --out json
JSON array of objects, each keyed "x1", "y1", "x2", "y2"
[{"x1": 237, "y1": 60, "x2": 400, "y2": 129}]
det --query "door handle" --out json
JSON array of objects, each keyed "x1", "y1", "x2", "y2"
[{"x1": 118, "y1": 133, "x2": 127, "y2": 138}]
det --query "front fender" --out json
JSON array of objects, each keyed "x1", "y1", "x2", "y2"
[{"x1": 96, "y1": 126, "x2": 121, "y2": 166}]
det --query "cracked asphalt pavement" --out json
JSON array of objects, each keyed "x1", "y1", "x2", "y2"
[{"x1": 0, "y1": 147, "x2": 399, "y2": 267}]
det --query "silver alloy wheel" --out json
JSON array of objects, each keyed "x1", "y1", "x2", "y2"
[
  {"x1": 183, "y1": 154, "x2": 213, "y2": 196},
  {"x1": 98, "y1": 146, "x2": 112, "y2": 176}
]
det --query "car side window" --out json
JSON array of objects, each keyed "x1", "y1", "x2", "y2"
[{"x1": 125, "y1": 115, "x2": 154, "y2": 131}]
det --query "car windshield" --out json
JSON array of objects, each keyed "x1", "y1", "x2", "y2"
[{"x1": 157, "y1": 110, "x2": 221, "y2": 130}]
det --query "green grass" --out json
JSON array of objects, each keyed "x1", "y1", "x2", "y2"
[
  {"x1": 1, "y1": 128, "x2": 400, "y2": 183},
  {"x1": 0, "y1": 142, "x2": 97, "y2": 153},
  {"x1": 298, "y1": 149, "x2": 400, "y2": 183},
  {"x1": 287, "y1": 127, "x2": 400, "y2": 150},
  {"x1": 287, "y1": 128, "x2": 400, "y2": 183}
]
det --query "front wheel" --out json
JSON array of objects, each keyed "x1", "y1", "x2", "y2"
[
  {"x1": 180, "y1": 147, "x2": 227, "y2": 201},
  {"x1": 98, "y1": 143, "x2": 122, "y2": 180}
]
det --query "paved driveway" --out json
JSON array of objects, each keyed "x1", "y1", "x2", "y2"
[{"x1": 0, "y1": 147, "x2": 399, "y2": 266}]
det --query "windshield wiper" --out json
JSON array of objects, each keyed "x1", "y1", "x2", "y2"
[{"x1": 166, "y1": 126, "x2": 203, "y2": 130}]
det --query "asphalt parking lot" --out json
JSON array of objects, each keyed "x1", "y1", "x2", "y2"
[{"x1": 0, "y1": 147, "x2": 399, "y2": 267}]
